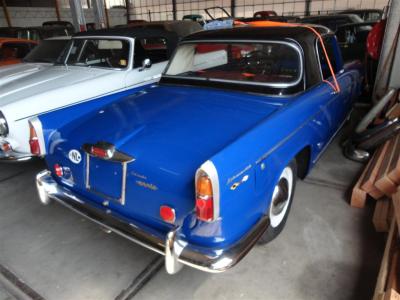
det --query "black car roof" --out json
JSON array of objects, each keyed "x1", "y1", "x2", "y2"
[
  {"x1": 182, "y1": 25, "x2": 330, "y2": 44},
  {"x1": 74, "y1": 26, "x2": 180, "y2": 40},
  {"x1": 301, "y1": 14, "x2": 353, "y2": 20}
]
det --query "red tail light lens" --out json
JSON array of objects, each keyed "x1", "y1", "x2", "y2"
[
  {"x1": 196, "y1": 175, "x2": 214, "y2": 222},
  {"x1": 29, "y1": 123, "x2": 40, "y2": 155},
  {"x1": 91, "y1": 146, "x2": 108, "y2": 159},
  {"x1": 160, "y1": 205, "x2": 176, "y2": 224},
  {"x1": 54, "y1": 164, "x2": 63, "y2": 177}
]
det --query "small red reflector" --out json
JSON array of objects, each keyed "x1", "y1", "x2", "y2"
[
  {"x1": 54, "y1": 164, "x2": 63, "y2": 177},
  {"x1": 1, "y1": 142, "x2": 11, "y2": 152},
  {"x1": 196, "y1": 197, "x2": 214, "y2": 222},
  {"x1": 160, "y1": 205, "x2": 175, "y2": 224},
  {"x1": 91, "y1": 146, "x2": 108, "y2": 158}
]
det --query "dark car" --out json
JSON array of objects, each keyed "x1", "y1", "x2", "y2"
[
  {"x1": 300, "y1": 14, "x2": 365, "y2": 32},
  {"x1": 16, "y1": 26, "x2": 74, "y2": 41},
  {"x1": 336, "y1": 21, "x2": 375, "y2": 61},
  {"x1": 338, "y1": 9, "x2": 382, "y2": 22},
  {"x1": 0, "y1": 27, "x2": 22, "y2": 38},
  {"x1": 42, "y1": 21, "x2": 75, "y2": 31},
  {"x1": 118, "y1": 21, "x2": 202, "y2": 40},
  {"x1": 253, "y1": 11, "x2": 278, "y2": 18}
]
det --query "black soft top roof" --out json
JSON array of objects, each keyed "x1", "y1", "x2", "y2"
[{"x1": 182, "y1": 25, "x2": 330, "y2": 44}]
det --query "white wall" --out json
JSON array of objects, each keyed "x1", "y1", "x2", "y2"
[{"x1": 0, "y1": 6, "x2": 126, "y2": 27}]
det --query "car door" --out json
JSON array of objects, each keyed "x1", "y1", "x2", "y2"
[
  {"x1": 125, "y1": 37, "x2": 169, "y2": 88},
  {"x1": 317, "y1": 35, "x2": 353, "y2": 136}
]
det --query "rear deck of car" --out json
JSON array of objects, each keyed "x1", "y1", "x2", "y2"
[{"x1": 0, "y1": 111, "x2": 383, "y2": 299}]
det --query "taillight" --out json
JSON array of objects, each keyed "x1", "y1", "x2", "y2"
[
  {"x1": 90, "y1": 146, "x2": 111, "y2": 159},
  {"x1": 196, "y1": 174, "x2": 214, "y2": 222},
  {"x1": 54, "y1": 164, "x2": 63, "y2": 177},
  {"x1": 29, "y1": 123, "x2": 40, "y2": 155}
]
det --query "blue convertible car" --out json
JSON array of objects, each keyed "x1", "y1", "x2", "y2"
[{"x1": 32, "y1": 25, "x2": 362, "y2": 274}]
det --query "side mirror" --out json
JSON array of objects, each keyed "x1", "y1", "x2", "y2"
[{"x1": 139, "y1": 58, "x2": 152, "y2": 71}]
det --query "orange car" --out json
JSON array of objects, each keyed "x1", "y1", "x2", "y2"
[{"x1": 0, "y1": 38, "x2": 37, "y2": 66}]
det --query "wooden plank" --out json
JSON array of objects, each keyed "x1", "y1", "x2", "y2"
[
  {"x1": 376, "y1": 138, "x2": 398, "y2": 196},
  {"x1": 392, "y1": 189, "x2": 400, "y2": 230},
  {"x1": 373, "y1": 217, "x2": 397, "y2": 300},
  {"x1": 387, "y1": 103, "x2": 400, "y2": 119},
  {"x1": 351, "y1": 159, "x2": 372, "y2": 208},
  {"x1": 374, "y1": 199, "x2": 392, "y2": 232},
  {"x1": 388, "y1": 135, "x2": 400, "y2": 185},
  {"x1": 384, "y1": 289, "x2": 400, "y2": 300},
  {"x1": 362, "y1": 143, "x2": 388, "y2": 199},
  {"x1": 386, "y1": 248, "x2": 400, "y2": 292}
]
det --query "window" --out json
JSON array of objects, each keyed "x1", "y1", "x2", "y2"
[
  {"x1": 165, "y1": 41, "x2": 302, "y2": 87},
  {"x1": 366, "y1": 12, "x2": 381, "y2": 22},
  {"x1": 17, "y1": 29, "x2": 41, "y2": 41},
  {"x1": 317, "y1": 37, "x2": 340, "y2": 80},
  {"x1": 65, "y1": 39, "x2": 130, "y2": 69},
  {"x1": 134, "y1": 37, "x2": 168, "y2": 68},
  {"x1": 24, "y1": 39, "x2": 69, "y2": 63},
  {"x1": 0, "y1": 42, "x2": 34, "y2": 60}
]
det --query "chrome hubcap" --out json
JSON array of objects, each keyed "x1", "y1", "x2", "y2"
[{"x1": 269, "y1": 166, "x2": 293, "y2": 228}]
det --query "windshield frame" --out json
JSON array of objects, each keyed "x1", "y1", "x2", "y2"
[
  {"x1": 163, "y1": 39, "x2": 304, "y2": 89},
  {"x1": 57, "y1": 36, "x2": 134, "y2": 70}
]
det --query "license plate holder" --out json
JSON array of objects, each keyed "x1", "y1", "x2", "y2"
[{"x1": 85, "y1": 154, "x2": 127, "y2": 204}]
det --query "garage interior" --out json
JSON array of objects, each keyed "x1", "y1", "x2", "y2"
[{"x1": 0, "y1": 0, "x2": 399, "y2": 299}]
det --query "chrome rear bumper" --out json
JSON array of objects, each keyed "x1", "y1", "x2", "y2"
[
  {"x1": 0, "y1": 150, "x2": 32, "y2": 162},
  {"x1": 36, "y1": 170, "x2": 269, "y2": 274}
]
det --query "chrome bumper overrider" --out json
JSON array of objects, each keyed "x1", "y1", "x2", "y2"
[{"x1": 36, "y1": 170, "x2": 269, "y2": 274}]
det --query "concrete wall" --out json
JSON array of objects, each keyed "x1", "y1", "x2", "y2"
[{"x1": 0, "y1": 6, "x2": 126, "y2": 27}]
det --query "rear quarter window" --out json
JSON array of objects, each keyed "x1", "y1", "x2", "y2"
[{"x1": 317, "y1": 36, "x2": 342, "y2": 80}]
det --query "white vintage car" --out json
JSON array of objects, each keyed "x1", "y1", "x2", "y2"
[
  {"x1": 0, "y1": 36, "x2": 71, "y2": 87},
  {"x1": 0, "y1": 28, "x2": 179, "y2": 161}
]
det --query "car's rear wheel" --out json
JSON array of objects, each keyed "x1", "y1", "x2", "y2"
[{"x1": 258, "y1": 160, "x2": 297, "y2": 244}]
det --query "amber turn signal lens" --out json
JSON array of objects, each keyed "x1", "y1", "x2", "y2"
[
  {"x1": 196, "y1": 175, "x2": 213, "y2": 197},
  {"x1": 196, "y1": 174, "x2": 214, "y2": 222}
]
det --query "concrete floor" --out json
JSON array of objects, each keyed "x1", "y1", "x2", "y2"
[{"x1": 0, "y1": 127, "x2": 384, "y2": 300}]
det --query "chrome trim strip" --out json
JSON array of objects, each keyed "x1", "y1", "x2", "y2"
[
  {"x1": 36, "y1": 170, "x2": 270, "y2": 274},
  {"x1": 164, "y1": 39, "x2": 304, "y2": 89},
  {"x1": 85, "y1": 153, "x2": 90, "y2": 190},
  {"x1": 120, "y1": 162, "x2": 128, "y2": 205},
  {"x1": 0, "y1": 150, "x2": 33, "y2": 162}
]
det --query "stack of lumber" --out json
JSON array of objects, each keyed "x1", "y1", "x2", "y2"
[
  {"x1": 372, "y1": 193, "x2": 400, "y2": 300},
  {"x1": 351, "y1": 134, "x2": 400, "y2": 209},
  {"x1": 350, "y1": 94, "x2": 400, "y2": 300}
]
